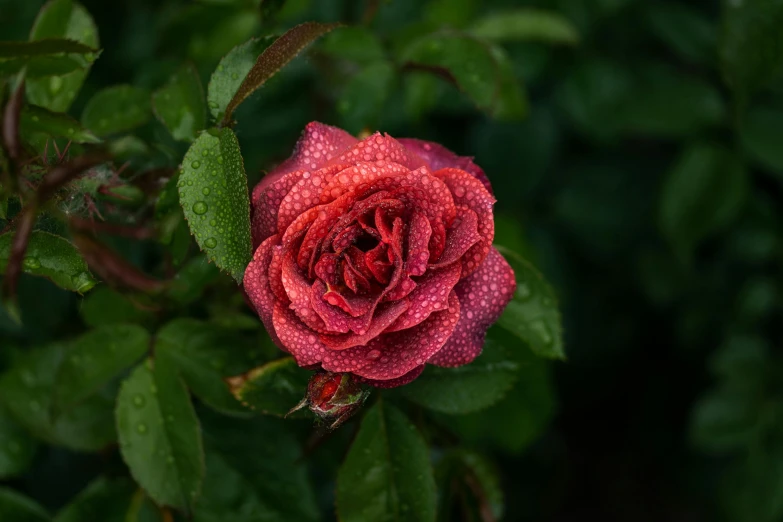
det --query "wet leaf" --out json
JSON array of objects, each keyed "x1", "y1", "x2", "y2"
[
  {"x1": 470, "y1": 9, "x2": 579, "y2": 44},
  {"x1": 0, "y1": 488, "x2": 49, "y2": 522},
  {"x1": 20, "y1": 104, "x2": 100, "y2": 144},
  {"x1": 152, "y1": 64, "x2": 206, "y2": 142},
  {"x1": 0, "y1": 405, "x2": 37, "y2": 479},
  {"x1": 81, "y1": 85, "x2": 152, "y2": 137},
  {"x1": 0, "y1": 39, "x2": 97, "y2": 78},
  {"x1": 227, "y1": 357, "x2": 311, "y2": 417},
  {"x1": 54, "y1": 477, "x2": 135, "y2": 522}
]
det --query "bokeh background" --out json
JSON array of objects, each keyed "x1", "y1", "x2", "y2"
[{"x1": 2, "y1": 0, "x2": 780, "y2": 521}]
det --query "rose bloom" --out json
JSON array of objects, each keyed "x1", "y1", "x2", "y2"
[{"x1": 244, "y1": 122, "x2": 515, "y2": 388}]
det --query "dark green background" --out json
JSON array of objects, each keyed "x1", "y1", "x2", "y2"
[{"x1": 2, "y1": 0, "x2": 782, "y2": 521}]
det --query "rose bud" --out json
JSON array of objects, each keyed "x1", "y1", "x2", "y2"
[
  {"x1": 244, "y1": 122, "x2": 516, "y2": 389},
  {"x1": 288, "y1": 371, "x2": 370, "y2": 429}
]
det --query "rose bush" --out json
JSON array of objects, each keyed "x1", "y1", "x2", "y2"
[{"x1": 244, "y1": 122, "x2": 516, "y2": 387}]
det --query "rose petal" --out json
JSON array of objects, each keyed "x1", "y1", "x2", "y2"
[
  {"x1": 332, "y1": 223, "x2": 363, "y2": 252},
  {"x1": 277, "y1": 163, "x2": 350, "y2": 235},
  {"x1": 429, "y1": 208, "x2": 481, "y2": 269},
  {"x1": 310, "y1": 280, "x2": 375, "y2": 334},
  {"x1": 320, "y1": 160, "x2": 410, "y2": 202},
  {"x1": 314, "y1": 253, "x2": 341, "y2": 287},
  {"x1": 251, "y1": 171, "x2": 302, "y2": 247},
  {"x1": 325, "y1": 133, "x2": 425, "y2": 171},
  {"x1": 322, "y1": 287, "x2": 375, "y2": 317},
  {"x1": 321, "y1": 292, "x2": 460, "y2": 379},
  {"x1": 343, "y1": 255, "x2": 372, "y2": 293},
  {"x1": 272, "y1": 302, "x2": 329, "y2": 367},
  {"x1": 320, "y1": 300, "x2": 410, "y2": 350},
  {"x1": 434, "y1": 168, "x2": 496, "y2": 276},
  {"x1": 281, "y1": 249, "x2": 329, "y2": 333},
  {"x1": 270, "y1": 121, "x2": 357, "y2": 179},
  {"x1": 243, "y1": 235, "x2": 284, "y2": 348},
  {"x1": 397, "y1": 137, "x2": 492, "y2": 194},
  {"x1": 428, "y1": 248, "x2": 515, "y2": 367},
  {"x1": 359, "y1": 365, "x2": 425, "y2": 388},
  {"x1": 385, "y1": 262, "x2": 461, "y2": 332},
  {"x1": 406, "y1": 211, "x2": 431, "y2": 276}
]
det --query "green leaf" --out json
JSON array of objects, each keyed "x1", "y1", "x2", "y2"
[
  {"x1": 80, "y1": 287, "x2": 154, "y2": 328},
  {"x1": 721, "y1": 444, "x2": 783, "y2": 522},
  {"x1": 54, "y1": 478, "x2": 135, "y2": 522},
  {"x1": 116, "y1": 359, "x2": 205, "y2": 512},
  {"x1": 166, "y1": 256, "x2": 221, "y2": 305},
  {"x1": 0, "y1": 38, "x2": 97, "y2": 78},
  {"x1": 0, "y1": 344, "x2": 116, "y2": 451},
  {"x1": 0, "y1": 488, "x2": 50, "y2": 522},
  {"x1": 440, "y1": 329, "x2": 555, "y2": 454},
  {"x1": 319, "y1": 26, "x2": 385, "y2": 63},
  {"x1": 27, "y1": 0, "x2": 100, "y2": 112},
  {"x1": 740, "y1": 104, "x2": 783, "y2": 175},
  {"x1": 400, "y1": 33, "x2": 527, "y2": 120},
  {"x1": 399, "y1": 333, "x2": 520, "y2": 414},
  {"x1": 227, "y1": 357, "x2": 311, "y2": 417},
  {"x1": 206, "y1": 37, "x2": 271, "y2": 123},
  {"x1": 646, "y1": 2, "x2": 716, "y2": 65},
  {"x1": 690, "y1": 387, "x2": 763, "y2": 454},
  {"x1": 152, "y1": 64, "x2": 206, "y2": 142},
  {"x1": 156, "y1": 319, "x2": 265, "y2": 416},
  {"x1": 338, "y1": 60, "x2": 395, "y2": 134},
  {"x1": 496, "y1": 246, "x2": 564, "y2": 359},
  {"x1": 469, "y1": 9, "x2": 579, "y2": 44},
  {"x1": 337, "y1": 401, "x2": 436, "y2": 522},
  {"x1": 20, "y1": 104, "x2": 100, "y2": 144},
  {"x1": 0, "y1": 405, "x2": 37, "y2": 479},
  {"x1": 177, "y1": 127, "x2": 251, "y2": 283},
  {"x1": 658, "y1": 144, "x2": 748, "y2": 255},
  {"x1": 81, "y1": 85, "x2": 152, "y2": 137},
  {"x1": 0, "y1": 231, "x2": 96, "y2": 293},
  {"x1": 195, "y1": 409, "x2": 319, "y2": 522},
  {"x1": 54, "y1": 324, "x2": 149, "y2": 412},
  {"x1": 721, "y1": 0, "x2": 783, "y2": 100},
  {"x1": 221, "y1": 21, "x2": 340, "y2": 124}
]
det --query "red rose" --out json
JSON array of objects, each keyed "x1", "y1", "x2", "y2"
[{"x1": 244, "y1": 122, "x2": 515, "y2": 387}]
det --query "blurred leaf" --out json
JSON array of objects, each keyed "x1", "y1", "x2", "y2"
[
  {"x1": 646, "y1": 2, "x2": 716, "y2": 65},
  {"x1": 0, "y1": 488, "x2": 49, "y2": 522},
  {"x1": 222, "y1": 22, "x2": 340, "y2": 125},
  {"x1": 337, "y1": 401, "x2": 436, "y2": 522},
  {"x1": 690, "y1": 387, "x2": 764, "y2": 454},
  {"x1": 152, "y1": 64, "x2": 206, "y2": 142},
  {"x1": 320, "y1": 26, "x2": 385, "y2": 63},
  {"x1": 206, "y1": 37, "x2": 271, "y2": 123},
  {"x1": 27, "y1": 0, "x2": 99, "y2": 112},
  {"x1": 0, "y1": 344, "x2": 116, "y2": 451},
  {"x1": 658, "y1": 144, "x2": 748, "y2": 255},
  {"x1": 116, "y1": 358, "x2": 205, "y2": 512},
  {"x1": 470, "y1": 9, "x2": 579, "y2": 44},
  {"x1": 424, "y1": 0, "x2": 478, "y2": 27},
  {"x1": 710, "y1": 335, "x2": 770, "y2": 386},
  {"x1": 0, "y1": 404, "x2": 37, "y2": 479},
  {"x1": 195, "y1": 409, "x2": 319, "y2": 522},
  {"x1": 0, "y1": 38, "x2": 97, "y2": 78},
  {"x1": 166, "y1": 255, "x2": 221, "y2": 305},
  {"x1": 496, "y1": 246, "x2": 564, "y2": 360},
  {"x1": 156, "y1": 319, "x2": 264, "y2": 416},
  {"x1": 81, "y1": 85, "x2": 152, "y2": 137},
  {"x1": 20, "y1": 105, "x2": 100, "y2": 144},
  {"x1": 178, "y1": 127, "x2": 251, "y2": 283},
  {"x1": 441, "y1": 328, "x2": 555, "y2": 454},
  {"x1": 403, "y1": 71, "x2": 441, "y2": 120},
  {"x1": 399, "y1": 333, "x2": 519, "y2": 414},
  {"x1": 0, "y1": 231, "x2": 96, "y2": 293},
  {"x1": 740, "y1": 104, "x2": 783, "y2": 175},
  {"x1": 721, "y1": 0, "x2": 783, "y2": 100},
  {"x1": 54, "y1": 477, "x2": 135, "y2": 522},
  {"x1": 338, "y1": 60, "x2": 394, "y2": 133},
  {"x1": 80, "y1": 287, "x2": 154, "y2": 327},
  {"x1": 721, "y1": 445, "x2": 783, "y2": 522},
  {"x1": 401, "y1": 33, "x2": 527, "y2": 120},
  {"x1": 54, "y1": 324, "x2": 149, "y2": 412},
  {"x1": 437, "y1": 450, "x2": 503, "y2": 522},
  {"x1": 227, "y1": 357, "x2": 311, "y2": 417}
]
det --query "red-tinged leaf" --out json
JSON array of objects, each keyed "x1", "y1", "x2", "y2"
[{"x1": 221, "y1": 22, "x2": 341, "y2": 126}]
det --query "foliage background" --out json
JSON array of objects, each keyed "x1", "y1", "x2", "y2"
[{"x1": 1, "y1": 0, "x2": 780, "y2": 521}]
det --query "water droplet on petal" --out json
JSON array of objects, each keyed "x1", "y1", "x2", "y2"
[{"x1": 366, "y1": 350, "x2": 381, "y2": 360}]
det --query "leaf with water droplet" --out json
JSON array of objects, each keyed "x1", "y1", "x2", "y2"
[
  {"x1": 495, "y1": 246, "x2": 564, "y2": 360},
  {"x1": 178, "y1": 127, "x2": 251, "y2": 283},
  {"x1": 207, "y1": 37, "x2": 273, "y2": 122},
  {"x1": 226, "y1": 357, "x2": 311, "y2": 417},
  {"x1": 53, "y1": 324, "x2": 149, "y2": 414},
  {"x1": 155, "y1": 319, "x2": 266, "y2": 416},
  {"x1": 20, "y1": 104, "x2": 100, "y2": 144},
  {"x1": 80, "y1": 287, "x2": 154, "y2": 328},
  {"x1": 399, "y1": 33, "x2": 526, "y2": 120},
  {"x1": 152, "y1": 63, "x2": 206, "y2": 142},
  {"x1": 337, "y1": 400, "x2": 436, "y2": 522},
  {"x1": 116, "y1": 358, "x2": 204, "y2": 512},
  {"x1": 25, "y1": 0, "x2": 99, "y2": 112},
  {"x1": 217, "y1": 22, "x2": 341, "y2": 125},
  {"x1": 0, "y1": 231, "x2": 97, "y2": 294},
  {"x1": 81, "y1": 85, "x2": 152, "y2": 136},
  {"x1": 397, "y1": 332, "x2": 520, "y2": 414},
  {"x1": 0, "y1": 344, "x2": 116, "y2": 451},
  {"x1": 0, "y1": 405, "x2": 37, "y2": 479}
]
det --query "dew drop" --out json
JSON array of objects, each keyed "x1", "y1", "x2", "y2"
[
  {"x1": 201, "y1": 149, "x2": 209, "y2": 157},
  {"x1": 192, "y1": 201, "x2": 208, "y2": 215},
  {"x1": 208, "y1": 101, "x2": 219, "y2": 109},
  {"x1": 23, "y1": 257, "x2": 41, "y2": 270},
  {"x1": 366, "y1": 350, "x2": 381, "y2": 360},
  {"x1": 515, "y1": 283, "x2": 532, "y2": 301},
  {"x1": 528, "y1": 319, "x2": 553, "y2": 346},
  {"x1": 167, "y1": 455, "x2": 174, "y2": 464},
  {"x1": 133, "y1": 394, "x2": 146, "y2": 408},
  {"x1": 136, "y1": 423, "x2": 148, "y2": 434},
  {"x1": 191, "y1": 160, "x2": 201, "y2": 169},
  {"x1": 204, "y1": 237, "x2": 217, "y2": 249},
  {"x1": 231, "y1": 72, "x2": 238, "y2": 80},
  {"x1": 202, "y1": 187, "x2": 210, "y2": 196}
]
